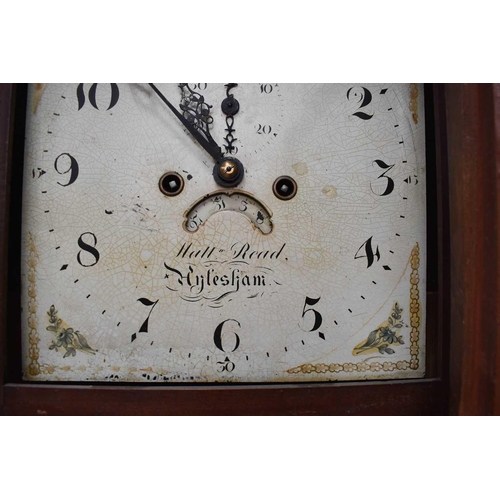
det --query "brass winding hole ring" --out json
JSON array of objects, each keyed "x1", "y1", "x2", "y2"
[
  {"x1": 159, "y1": 172, "x2": 185, "y2": 197},
  {"x1": 273, "y1": 176, "x2": 297, "y2": 200}
]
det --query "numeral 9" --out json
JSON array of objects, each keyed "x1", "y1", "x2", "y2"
[{"x1": 54, "y1": 153, "x2": 79, "y2": 187}]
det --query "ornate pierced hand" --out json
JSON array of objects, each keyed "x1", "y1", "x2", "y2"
[
  {"x1": 149, "y1": 83, "x2": 244, "y2": 187},
  {"x1": 148, "y1": 83, "x2": 223, "y2": 162}
]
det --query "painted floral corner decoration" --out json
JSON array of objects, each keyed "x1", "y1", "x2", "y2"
[
  {"x1": 352, "y1": 302, "x2": 407, "y2": 356},
  {"x1": 47, "y1": 305, "x2": 97, "y2": 358},
  {"x1": 287, "y1": 243, "x2": 421, "y2": 376}
]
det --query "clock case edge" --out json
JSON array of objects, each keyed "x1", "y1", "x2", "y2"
[{"x1": 0, "y1": 83, "x2": 449, "y2": 416}]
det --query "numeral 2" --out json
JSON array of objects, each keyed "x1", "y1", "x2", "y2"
[
  {"x1": 256, "y1": 124, "x2": 272, "y2": 135},
  {"x1": 347, "y1": 86, "x2": 373, "y2": 120}
]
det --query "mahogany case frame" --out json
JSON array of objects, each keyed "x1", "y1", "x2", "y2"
[{"x1": 1, "y1": 83, "x2": 494, "y2": 415}]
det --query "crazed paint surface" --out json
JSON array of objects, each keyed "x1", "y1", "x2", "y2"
[{"x1": 20, "y1": 84, "x2": 427, "y2": 383}]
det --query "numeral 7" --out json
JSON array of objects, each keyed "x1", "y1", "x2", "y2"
[{"x1": 131, "y1": 298, "x2": 159, "y2": 342}]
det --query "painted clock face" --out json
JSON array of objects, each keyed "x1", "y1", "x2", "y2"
[{"x1": 21, "y1": 83, "x2": 426, "y2": 382}]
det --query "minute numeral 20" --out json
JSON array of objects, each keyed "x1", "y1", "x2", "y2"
[
  {"x1": 256, "y1": 124, "x2": 272, "y2": 135},
  {"x1": 77, "y1": 83, "x2": 120, "y2": 111}
]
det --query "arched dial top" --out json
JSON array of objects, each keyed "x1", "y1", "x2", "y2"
[{"x1": 183, "y1": 190, "x2": 273, "y2": 235}]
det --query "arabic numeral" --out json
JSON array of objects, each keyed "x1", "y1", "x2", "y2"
[
  {"x1": 370, "y1": 160, "x2": 395, "y2": 196},
  {"x1": 213, "y1": 196, "x2": 225, "y2": 210},
  {"x1": 76, "y1": 232, "x2": 100, "y2": 267},
  {"x1": 347, "y1": 86, "x2": 373, "y2": 120},
  {"x1": 188, "y1": 211, "x2": 203, "y2": 230},
  {"x1": 213, "y1": 319, "x2": 241, "y2": 373},
  {"x1": 54, "y1": 153, "x2": 79, "y2": 187},
  {"x1": 77, "y1": 83, "x2": 120, "y2": 111},
  {"x1": 256, "y1": 124, "x2": 272, "y2": 135},
  {"x1": 214, "y1": 319, "x2": 241, "y2": 353},
  {"x1": 217, "y1": 357, "x2": 235, "y2": 372},
  {"x1": 355, "y1": 236, "x2": 380, "y2": 268},
  {"x1": 190, "y1": 83, "x2": 207, "y2": 91},
  {"x1": 131, "y1": 298, "x2": 159, "y2": 342},
  {"x1": 260, "y1": 84, "x2": 274, "y2": 94},
  {"x1": 300, "y1": 297, "x2": 325, "y2": 340}
]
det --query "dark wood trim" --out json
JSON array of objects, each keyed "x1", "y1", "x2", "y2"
[
  {"x1": 3, "y1": 379, "x2": 443, "y2": 416},
  {"x1": 0, "y1": 84, "x2": 15, "y2": 415},
  {"x1": 425, "y1": 83, "x2": 450, "y2": 381},
  {"x1": 434, "y1": 84, "x2": 451, "y2": 387},
  {"x1": 446, "y1": 84, "x2": 500, "y2": 415},
  {"x1": 0, "y1": 84, "x2": 449, "y2": 415}
]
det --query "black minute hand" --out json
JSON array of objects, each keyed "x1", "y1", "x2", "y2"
[{"x1": 148, "y1": 83, "x2": 223, "y2": 162}]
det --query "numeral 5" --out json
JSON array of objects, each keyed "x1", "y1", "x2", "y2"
[{"x1": 300, "y1": 297, "x2": 325, "y2": 340}]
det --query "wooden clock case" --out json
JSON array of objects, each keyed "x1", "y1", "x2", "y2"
[{"x1": 1, "y1": 83, "x2": 498, "y2": 415}]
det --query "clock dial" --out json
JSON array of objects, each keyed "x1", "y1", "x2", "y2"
[{"x1": 21, "y1": 83, "x2": 426, "y2": 382}]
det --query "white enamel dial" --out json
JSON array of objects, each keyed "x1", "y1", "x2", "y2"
[{"x1": 21, "y1": 83, "x2": 426, "y2": 383}]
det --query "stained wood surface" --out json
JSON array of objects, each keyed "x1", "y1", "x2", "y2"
[
  {"x1": 446, "y1": 83, "x2": 500, "y2": 415},
  {"x1": 3, "y1": 379, "x2": 443, "y2": 416}
]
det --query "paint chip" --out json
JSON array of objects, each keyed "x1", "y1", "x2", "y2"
[
  {"x1": 322, "y1": 185, "x2": 337, "y2": 198},
  {"x1": 291, "y1": 162, "x2": 308, "y2": 176},
  {"x1": 33, "y1": 84, "x2": 46, "y2": 114},
  {"x1": 410, "y1": 83, "x2": 419, "y2": 124}
]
